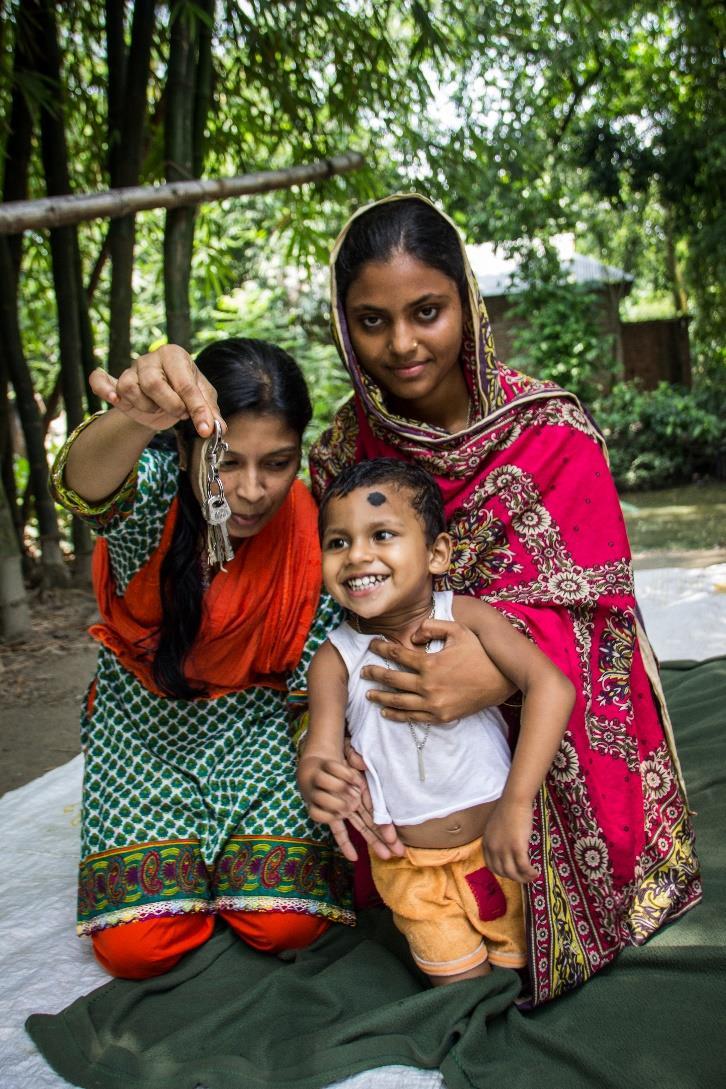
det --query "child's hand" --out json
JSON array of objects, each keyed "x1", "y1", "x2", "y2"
[
  {"x1": 302, "y1": 758, "x2": 363, "y2": 824},
  {"x1": 483, "y1": 797, "x2": 539, "y2": 884},
  {"x1": 300, "y1": 757, "x2": 369, "y2": 864}
]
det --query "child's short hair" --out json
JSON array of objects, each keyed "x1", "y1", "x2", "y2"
[{"x1": 319, "y1": 459, "x2": 446, "y2": 545}]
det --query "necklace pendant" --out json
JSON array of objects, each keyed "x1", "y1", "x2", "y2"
[
  {"x1": 417, "y1": 747, "x2": 426, "y2": 783},
  {"x1": 408, "y1": 717, "x2": 431, "y2": 784}
]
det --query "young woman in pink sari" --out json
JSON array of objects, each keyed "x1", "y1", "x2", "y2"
[{"x1": 310, "y1": 193, "x2": 701, "y2": 1005}]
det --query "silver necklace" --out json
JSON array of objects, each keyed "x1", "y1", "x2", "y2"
[
  {"x1": 358, "y1": 597, "x2": 435, "y2": 784},
  {"x1": 408, "y1": 720, "x2": 431, "y2": 783}
]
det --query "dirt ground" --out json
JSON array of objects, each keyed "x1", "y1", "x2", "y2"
[{"x1": 1, "y1": 588, "x2": 98, "y2": 796}]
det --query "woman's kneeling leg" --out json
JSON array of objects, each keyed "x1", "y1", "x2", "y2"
[
  {"x1": 221, "y1": 910, "x2": 329, "y2": 952},
  {"x1": 92, "y1": 913, "x2": 215, "y2": 979}
]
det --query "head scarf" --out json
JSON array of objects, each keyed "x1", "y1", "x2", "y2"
[
  {"x1": 91, "y1": 480, "x2": 321, "y2": 698},
  {"x1": 310, "y1": 193, "x2": 701, "y2": 1005}
]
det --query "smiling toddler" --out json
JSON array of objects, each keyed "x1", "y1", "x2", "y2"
[{"x1": 298, "y1": 459, "x2": 575, "y2": 986}]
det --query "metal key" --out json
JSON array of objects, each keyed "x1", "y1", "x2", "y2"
[
  {"x1": 207, "y1": 517, "x2": 234, "y2": 567},
  {"x1": 200, "y1": 421, "x2": 234, "y2": 568},
  {"x1": 205, "y1": 494, "x2": 232, "y2": 524}
]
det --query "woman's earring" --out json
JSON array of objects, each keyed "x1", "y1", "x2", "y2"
[{"x1": 412, "y1": 341, "x2": 419, "y2": 350}]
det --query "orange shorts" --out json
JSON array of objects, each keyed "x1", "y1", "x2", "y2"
[{"x1": 370, "y1": 837, "x2": 527, "y2": 977}]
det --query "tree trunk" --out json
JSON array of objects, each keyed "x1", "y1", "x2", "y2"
[
  {"x1": 32, "y1": 0, "x2": 94, "y2": 581},
  {"x1": 2, "y1": 12, "x2": 33, "y2": 275},
  {"x1": 0, "y1": 474, "x2": 31, "y2": 642},
  {"x1": 164, "y1": 0, "x2": 214, "y2": 348},
  {"x1": 0, "y1": 237, "x2": 68, "y2": 586},
  {"x1": 1, "y1": 0, "x2": 35, "y2": 551},
  {"x1": 87, "y1": 228, "x2": 111, "y2": 302},
  {"x1": 0, "y1": 6, "x2": 66, "y2": 584},
  {"x1": 192, "y1": 0, "x2": 214, "y2": 180},
  {"x1": 664, "y1": 208, "x2": 689, "y2": 316},
  {"x1": 77, "y1": 254, "x2": 101, "y2": 414},
  {"x1": 164, "y1": 3, "x2": 197, "y2": 348},
  {"x1": 0, "y1": 360, "x2": 21, "y2": 550},
  {"x1": 20, "y1": 368, "x2": 63, "y2": 527},
  {"x1": 106, "y1": 0, "x2": 157, "y2": 376}
]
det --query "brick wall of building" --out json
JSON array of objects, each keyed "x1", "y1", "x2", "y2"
[
  {"x1": 621, "y1": 317, "x2": 691, "y2": 389},
  {"x1": 485, "y1": 287, "x2": 625, "y2": 379},
  {"x1": 484, "y1": 293, "x2": 691, "y2": 392}
]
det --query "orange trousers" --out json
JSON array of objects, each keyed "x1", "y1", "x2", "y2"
[{"x1": 92, "y1": 910, "x2": 330, "y2": 980}]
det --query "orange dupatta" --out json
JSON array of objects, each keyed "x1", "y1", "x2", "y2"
[{"x1": 90, "y1": 479, "x2": 321, "y2": 698}]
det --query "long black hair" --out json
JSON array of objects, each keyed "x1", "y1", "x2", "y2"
[
  {"x1": 152, "y1": 337, "x2": 312, "y2": 700},
  {"x1": 335, "y1": 197, "x2": 468, "y2": 307}
]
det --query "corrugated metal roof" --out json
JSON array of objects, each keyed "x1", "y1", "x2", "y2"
[{"x1": 466, "y1": 235, "x2": 634, "y2": 298}]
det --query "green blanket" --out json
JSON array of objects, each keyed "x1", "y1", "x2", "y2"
[{"x1": 27, "y1": 659, "x2": 725, "y2": 1089}]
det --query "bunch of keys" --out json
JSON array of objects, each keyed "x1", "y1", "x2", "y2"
[{"x1": 199, "y1": 419, "x2": 234, "y2": 569}]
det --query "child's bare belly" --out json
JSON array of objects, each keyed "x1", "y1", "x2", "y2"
[{"x1": 396, "y1": 799, "x2": 498, "y2": 849}]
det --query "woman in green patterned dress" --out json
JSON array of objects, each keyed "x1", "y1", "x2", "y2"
[{"x1": 52, "y1": 337, "x2": 365, "y2": 978}]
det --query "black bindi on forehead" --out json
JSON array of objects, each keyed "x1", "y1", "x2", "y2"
[{"x1": 366, "y1": 491, "x2": 387, "y2": 507}]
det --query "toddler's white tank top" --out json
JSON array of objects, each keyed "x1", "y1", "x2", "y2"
[{"x1": 326, "y1": 591, "x2": 512, "y2": 826}]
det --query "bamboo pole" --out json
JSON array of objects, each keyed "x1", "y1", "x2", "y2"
[{"x1": 0, "y1": 152, "x2": 364, "y2": 234}]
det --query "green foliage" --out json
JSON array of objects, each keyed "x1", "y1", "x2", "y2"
[
  {"x1": 5, "y1": 1, "x2": 725, "y2": 384},
  {"x1": 562, "y1": 3, "x2": 726, "y2": 356},
  {"x1": 3, "y1": 0, "x2": 726, "y2": 551},
  {"x1": 594, "y1": 382, "x2": 726, "y2": 491},
  {"x1": 506, "y1": 245, "x2": 615, "y2": 403},
  {"x1": 692, "y1": 340, "x2": 726, "y2": 407}
]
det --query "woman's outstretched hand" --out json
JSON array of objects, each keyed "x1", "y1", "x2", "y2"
[
  {"x1": 361, "y1": 619, "x2": 516, "y2": 724},
  {"x1": 89, "y1": 344, "x2": 222, "y2": 437}
]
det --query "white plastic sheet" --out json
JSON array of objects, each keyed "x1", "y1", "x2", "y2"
[
  {"x1": 634, "y1": 564, "x2": 726, "y2": 661},
  {"x1": 0, "y1": 753, "x2": 441, "y2": 1089}
]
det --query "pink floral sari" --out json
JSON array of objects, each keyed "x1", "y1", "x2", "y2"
[{"x1": 310, "y1": 194, "x2": 701, "y2": 1005}]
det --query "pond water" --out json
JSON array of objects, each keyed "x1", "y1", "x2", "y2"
[{"x1": 619, "y1": 482, "x2": 726, "y2": 553}]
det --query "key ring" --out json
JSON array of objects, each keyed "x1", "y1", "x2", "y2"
[
  {"x1": 198, "y1": 418, "x2": 234, "y2": 568},
  {"x1": 206, "y1": 418, "x2": 227, "y2": 463},
  {"x1": 205, "y1": 420, "x2": 227, "y2": 493},
  {"x1": 200, "y1": 419, "x2": 227, "y2": 497}
]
